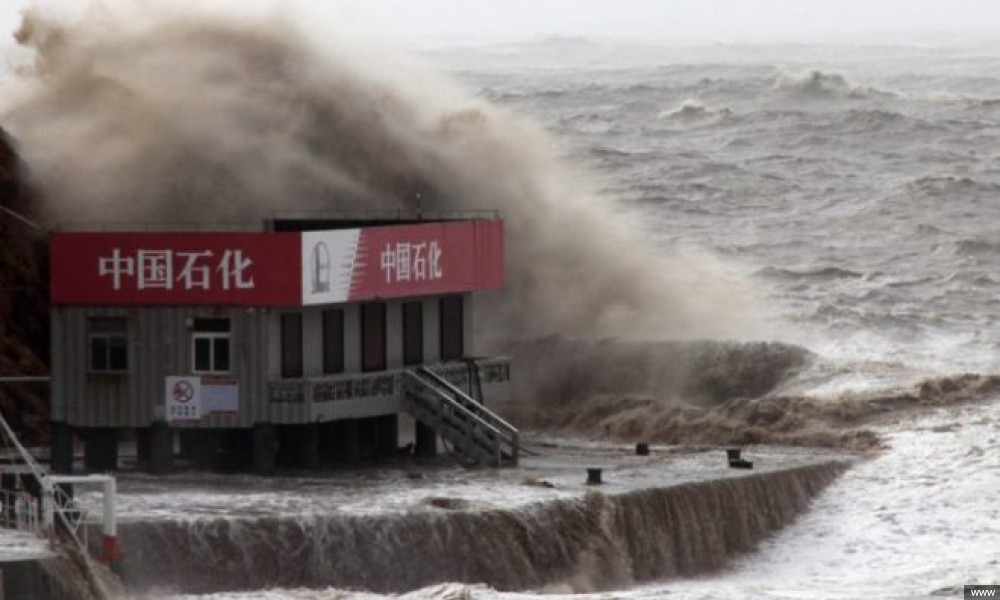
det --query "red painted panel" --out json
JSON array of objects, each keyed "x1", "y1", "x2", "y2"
[
  {"x1": 50, "y1": 220, "x2": 504, "y2": 306},
  {"x1": 474, "y1": 220, "x2": 505, "y2": 290},
  {"x1": 50, "y1": 232, "x2": 301, "y2": 306},
  {"x1": 346, "y1": 220, "x2": 504, "y2": 301}
]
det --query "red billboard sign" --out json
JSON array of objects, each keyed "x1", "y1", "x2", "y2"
[
  {"x1": 51, "y1": 220, "x2": 504, "y2": 306},
  {"x1": 301, "y1": 220, "x2": 504, "y2": 304},
  {"x1": 50, "y1": 232, "x2": 302, "y2": 306}
]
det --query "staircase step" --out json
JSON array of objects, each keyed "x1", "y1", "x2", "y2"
[
  {"x1": 406, "y1": 400, "x2": 501, "y2": 456},
  {"x1": 402, "y1": 369, "x2": 519, "y2": 468},
  {"x1": 403, "y1": 401, "x2": 499, "y2": 461}
]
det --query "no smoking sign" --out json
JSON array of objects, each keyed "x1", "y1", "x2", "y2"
[
  {"x1": 165, "y1": 376, "x2": 202, "y2": 421},
  {"x1": 172, "y1": 380, "x2": 194, "y2": 403}
]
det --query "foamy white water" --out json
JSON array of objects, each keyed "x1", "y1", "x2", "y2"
[
  {"x1": 653, "y1": 401, "x2": 1000, "y2": 599},
  {"x1": 151, "y1": 397, "x2": 998, "y2": 600}
]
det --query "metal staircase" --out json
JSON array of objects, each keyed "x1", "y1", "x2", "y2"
[
  {"x1": 402, "y1": 366, "x2": 519, "y2": 467},
  {"x1": 0, "y1": 410, "x2": 115, "y2": 599},
  {"x1": 0, "y1": 414, "x2": 84, "y2": 545}
]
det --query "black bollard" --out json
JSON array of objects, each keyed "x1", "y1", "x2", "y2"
[
  {"x1": 636, "y1": 443, "x2": 650, "y2": 456},
  {"x1": 727, "y1": 448, "x2": 753, "y2": 469},
  {"x1": 586, "y1": 468, "x2": 603, "y2": 485}
]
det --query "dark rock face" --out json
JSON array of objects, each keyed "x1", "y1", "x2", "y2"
[{"x1": 0, "y1": 127, "x2": 49, "y2": 445}]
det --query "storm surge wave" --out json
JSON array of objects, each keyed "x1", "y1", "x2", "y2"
[{"x1": 501, "y1": 337, "x2": 1000, "y2": 451}]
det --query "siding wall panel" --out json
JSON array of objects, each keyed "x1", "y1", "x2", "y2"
[{"x1": 55, "y1": 294, "x2": 500, "y2": 430}]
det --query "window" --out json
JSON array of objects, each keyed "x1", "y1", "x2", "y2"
[
  {"x1": 281, "y1": 313, "x2": 303, "y2": 378},
  {"x1": 402, "y1": 301, "x2": 423, "y2": 366},
  {"x1": 192, "y1": 318, "x2": 230, "y2": 373},
  {"x1": 88, "y1": 317, "x2": 128, "y2": 372},
  {"x1": 360, "y1": 303, "x2": 387, "y2": 372},
  {"x1": 439, "y1": 295, "x2": 464, "y2": 361},
  {"x1": 322, "y1": 309, "x2": 344, "y2": 374}
]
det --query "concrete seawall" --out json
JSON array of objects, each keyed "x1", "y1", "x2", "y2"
[
  {"x1": 0, "y1": 554, "x2": 99, "y2": 600},
  {"x1": 97, "y1": 444, "x2": 853, "y2": 595},
  {"x1": 1, "y1": 557, "x2": 54, "y2": 600}
]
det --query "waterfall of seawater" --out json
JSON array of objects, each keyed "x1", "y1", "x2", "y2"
[{"x1": 111, "y1": 463, "x2": 846, "y2": 595}]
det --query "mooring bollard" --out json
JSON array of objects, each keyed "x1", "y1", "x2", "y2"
[
  {"x1": 586, "y1": 468, "x2": 603, "y2": 485},
  {"x1": 727, "y1": 448, "x2": 753, "y2": 469},
  {"x1": 636, "y1": 443, "x2": 650, "y2": 456}
]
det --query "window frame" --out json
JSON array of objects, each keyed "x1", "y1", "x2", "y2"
[
  {"x1": 280, "y1": 312, "x2": 304, "y2": 379},
  {"x1": 322, "y1": 308, "x2": 345, "y2": 375},
  {"x1": 360, "y1": 302, "x2": 387, "y2": 373},
  {"x1": 87, "y1": 317, "x2": 129, "y2": 374},
  {"x1": 402, "y1": 301, "x2": 424, "y2": 366},
  {"x1": 191, "y1": 318, "x2": 232, "y2": 374},
  {"x1": 439, "y1": 295, "x2": 464, "y2": 361}
]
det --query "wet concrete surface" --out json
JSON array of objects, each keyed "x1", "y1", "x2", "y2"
[{"x1": 75, "y1": 439, "x2": 857, "y2": 521}]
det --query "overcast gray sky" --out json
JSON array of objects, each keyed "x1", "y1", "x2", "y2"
[
  {"x1": 3, "y1": 0, "x2": 1000, "y2": 48},
  {"x1": 360, "y1": 0, "x2": 1000, "y2": 43}
]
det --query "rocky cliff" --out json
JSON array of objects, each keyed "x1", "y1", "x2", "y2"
[{"x1": 0, "y1": 127, "x2": 49, "y2": 445}]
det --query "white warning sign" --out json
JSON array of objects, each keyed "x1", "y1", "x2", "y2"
[{"x1": 165, "y1": 375, "x2": 202, "y2": 422}]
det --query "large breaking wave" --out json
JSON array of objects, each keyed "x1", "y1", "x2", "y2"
[
  {"x1": 0, "y1": 1, "x2": 755, "y2": 344},
  {"x1": 500, "y1": 337, "x2": 1000, "y2": 451}
]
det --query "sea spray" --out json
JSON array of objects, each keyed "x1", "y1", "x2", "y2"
[{"x1": 0, "y1": 1, "x2": 756, "y2": 345}]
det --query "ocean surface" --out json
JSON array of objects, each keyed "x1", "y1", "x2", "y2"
[{"x1": 137, "y1": 40, "x2": 1000, "y2": 598}]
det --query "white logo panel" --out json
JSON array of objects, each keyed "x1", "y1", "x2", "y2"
[{"x1": 301, "y1": 229, "x2": 361, "y2": 305}]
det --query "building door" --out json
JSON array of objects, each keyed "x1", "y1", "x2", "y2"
[
  {"x1": 361, "y1": 302, "x2": 387, "y2": 372},
  {"x1": 439, "y1": 295, "x2": 464, "y2": 361}
]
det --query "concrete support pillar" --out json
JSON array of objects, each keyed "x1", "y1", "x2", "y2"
[
  {"x1": 341, "y1": 419, "x2": 360, "y2": 462},
  {"x1": 415, "y1": 422, "x2": 437, "y2": 458},
  {"x1": 178, "y1": 430, "x2": 199, "y2": 460},
  {"x1": 136, "y1": 428, "x2": 150, "y2": 465},
  {"x1": 301, "y1": 424, "x2": 320, "y2": 470},
  {"x1": 317, "y1": 422, "x2": 338, "y2": 466},
  {"x1": 253, "y1": 423, "x2": 277, "y2": 475},
  {"x1": 83, "y1": 428, "x2": 119, "y2": 472},
  {"x1": 217, "y1": 429, "x2": 252, "y2": 472},
  {"x1": 277, "y1": 424, "x2": 320, "y2": 470},
  {"x1": 376, "y1": 415, "x2": 398, "y2": 458},
  {"x1": 50, "y1": 421, "x2": 74, "y2": 474},
  {"x1": 148, "y1": 421, "x2": 174, "y2": 475},
  {"x1": 181, "y1": 430, "x2": 218, "y2": 471}
]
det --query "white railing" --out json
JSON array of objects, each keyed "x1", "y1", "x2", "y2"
[
  {"x1": 0, "y1": 489, "x2": 40, "y2": 532},
  {"x1": 269, "y1": 357, "x2": 512, "y2": 409},
  {"x1": 414, "y1": 366, "x2": 519, "y2": 465},
  {"x1": 403, "y1": 371, "x2": 509, "y2": 466},
  {"x1": 0, "y1": 412, "x2": 118, "y2": 564}
]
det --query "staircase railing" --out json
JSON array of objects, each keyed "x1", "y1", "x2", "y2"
[
  {"x1": 0, "y1": 410, "x2": 113, "y2": 599},
  {"x1": 0, "y1": 412, "x2": 85, "y2": 542},
  {"x1": 403, "y1": 368, "x2": 519, "y2": 467},
  {"x1": 416, "y1": 366, "x2": 519, "y2": 462}
]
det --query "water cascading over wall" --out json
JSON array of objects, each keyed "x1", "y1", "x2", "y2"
[{"x1": 111, "y1": 462, "x2": 847, "y2": 594}]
